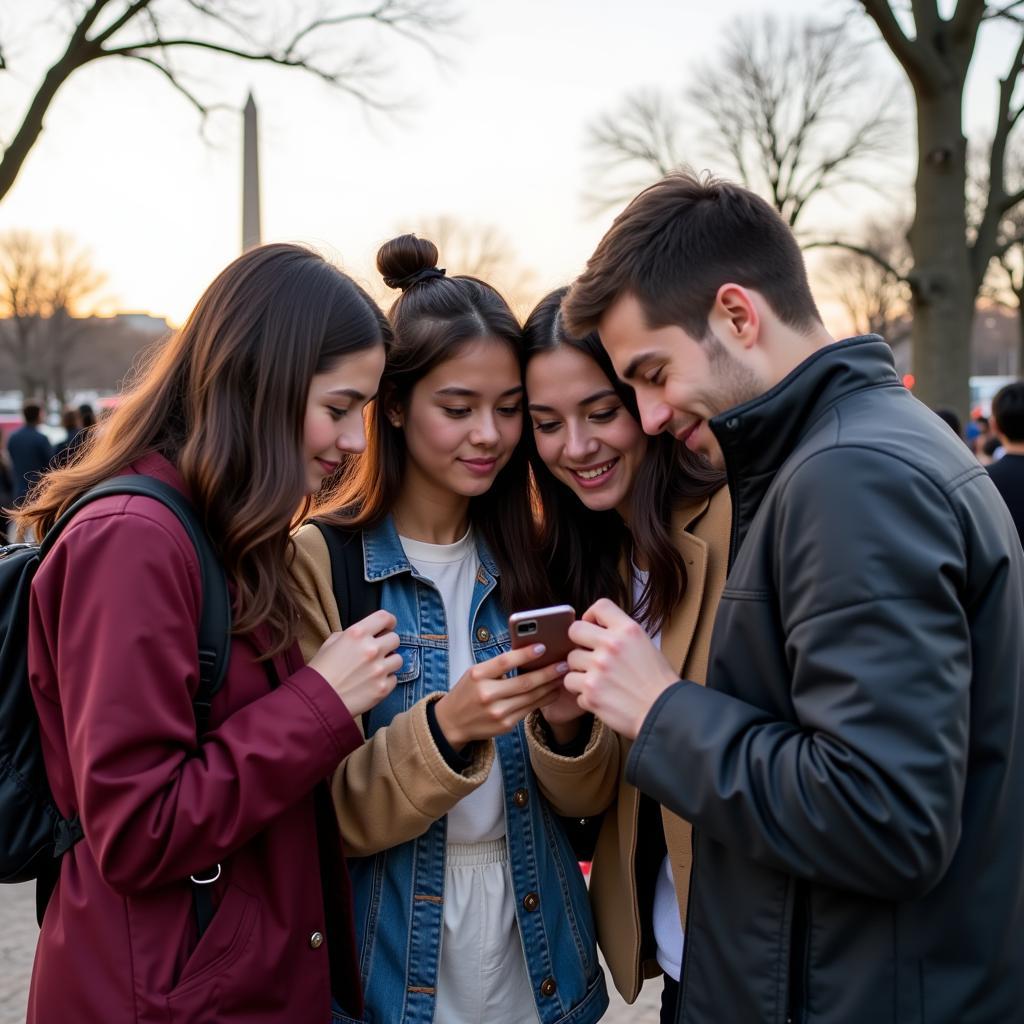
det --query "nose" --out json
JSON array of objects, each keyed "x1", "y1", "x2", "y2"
[
  {"x1": 638, "y1": 397, "x2": 672, "y2": 436},
  {"x1": 565, "y1": 423, "x2": 599, "y2": 461},
  {"x1": 470, "y1": 412, "x2": 500, "y2": 447},
  {"x1": 338, "y1": 419, "x2": 367, "y2": 455}
]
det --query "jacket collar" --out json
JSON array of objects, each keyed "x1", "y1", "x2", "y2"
[
  {"x1": 709, "y1": 335, "x2": 901, "y2": 556},
  {"x1": 361, "y1": 514, "x2": 501, "y2": 582}
]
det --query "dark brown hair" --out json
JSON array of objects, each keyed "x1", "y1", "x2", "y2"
[
  {"x1": 524, "y1": 288, "x2": 723, "y2": 631},
  {"x1": 16, "y1": 243, "x2": 390, "y2": 655},
  {"x1": 316, "y1": 234, "x2": 545, "y2": 613},
  {"x1": 564, "y1": 169, "x2": 821, "y2": 338}
]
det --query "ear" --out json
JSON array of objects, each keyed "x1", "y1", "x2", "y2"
[
  {"x1": 710, "y1": 284, "x2": 759, "y2": 350},
  {"x1": 382, "y1": 390, "x2": 404, "y2": 429}
]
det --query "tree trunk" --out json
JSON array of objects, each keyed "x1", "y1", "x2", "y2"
[
  {"x1": 1016, "y1": 293, "x2": 1024, "y2": 378},
  {"x1": 907, "y1": 90, "x2": 974, "y2": 418}
]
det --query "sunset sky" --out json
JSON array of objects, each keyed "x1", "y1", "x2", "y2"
[{"x1": 0, "y1": 0, "x2": 1017, "y2": 329}]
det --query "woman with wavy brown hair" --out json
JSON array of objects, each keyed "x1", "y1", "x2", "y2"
[
  {"x1": 16, "y1": 243, "x2": 403, "y2": 1024},
  {"x1": 521, "y1": 287, "x2": 730, "y2": 1024}
]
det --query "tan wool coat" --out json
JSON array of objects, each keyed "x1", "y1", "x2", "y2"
[
  {"x1": 289, "y1": 523, "x2": 498, "y2": 858},
  {"x1": 526, "y1": 485, "x2": 732, "y2": 1003}
]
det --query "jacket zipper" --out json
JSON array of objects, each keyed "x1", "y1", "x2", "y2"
[{"x1": 788, "y1": 881, "x2": 809, "y2": 1023}]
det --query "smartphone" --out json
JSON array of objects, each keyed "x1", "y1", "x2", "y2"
[{"x1": 508, "y1": 605, "x2": 576, "y2": 667}]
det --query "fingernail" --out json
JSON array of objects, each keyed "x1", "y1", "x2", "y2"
[
  {"x1": 555, "y1": 662, "x2": 570, "y2": 674},
  {"x1": 533, "y1": 644, "x2": 546, "y2": 655}
]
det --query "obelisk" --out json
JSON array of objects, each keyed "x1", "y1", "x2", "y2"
[{"x1": 242, "y1": 92, "x2": 262, "y2": 251}]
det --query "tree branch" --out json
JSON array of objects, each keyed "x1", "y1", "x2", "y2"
[
  {"x1": 860, "y1": 0, "x2": 940, "y2": 90},
  {"x1": 803, "y1": 238, "x2": 908, "y2": 280}
]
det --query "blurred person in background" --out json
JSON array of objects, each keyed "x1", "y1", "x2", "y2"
[
  {"x1": 7, "y1": 400, "x2": 52, "y2": 503},
  {"x1": 988, "y1": 381, "x2": 1024, "y2": 547}
]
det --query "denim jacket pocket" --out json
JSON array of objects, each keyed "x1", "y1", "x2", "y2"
[{"x1": 396, "y1": 644, "x2": 420, "y2": 684}]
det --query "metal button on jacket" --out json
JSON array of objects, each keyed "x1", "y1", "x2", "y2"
[
  {"x1": 523, "y1": 892, "x2": 540, "y2": 912},
  {"x1": 540, "y1": 977, "x2": 557, "y2": 998},
  {"x1": 512, "y1": 788, "x2": 529, "y2": 808},
  {"x1": 309, "y1": 931, "x2": 324, "y2": 949},
  {"x1": 475, "y1": 626, "x2": 491, "y2": 643}
]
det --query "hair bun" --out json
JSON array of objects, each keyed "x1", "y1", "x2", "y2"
[{"x1": 377, "y1": 234, "x2": 445, "y2": 291}]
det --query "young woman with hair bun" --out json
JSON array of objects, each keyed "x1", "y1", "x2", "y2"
[
  {"x1": 292, "y1": 236, "x2": 609, "y2": 1024},
  {"x1": 18, "y1": 243, "x2": 402, "y2": 1023}
]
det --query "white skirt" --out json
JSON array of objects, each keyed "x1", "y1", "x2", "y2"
[{"x1": 435, "y1": 839, "x2": 541, "y2": 1024}]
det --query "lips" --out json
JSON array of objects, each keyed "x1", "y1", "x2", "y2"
[
  {"x1": 315, "y1": 458, "x2": 341, "y2": 474},
  {"x1": 567, "y1": 457, "x2": 619, "y2": 488},
  {"x1": 675, "y1": 422, "x2": 700, "y2": 449},
  {"x1": 459, "y1": 457, "x2": 498, "y2": 476}
]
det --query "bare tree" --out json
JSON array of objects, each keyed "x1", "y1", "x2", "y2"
[
  {"x1": 586, "y1": 15, "x2": 902, "y2": 227},
  {"x1": 860, "y1": 0, "x2": 1024, "y2": 415},
  {"x1": 0, "y1": 0, "x2": 458, "y2": 205},
  {"x1": 819, "y1": 220, "x2": 913, "y2": 342},
  {"x1": 0, "y1": 231, "x2": 107, "y2": 403}
]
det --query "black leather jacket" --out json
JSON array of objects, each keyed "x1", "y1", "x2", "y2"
[{"x1": 627, "y1": 336, "x2": 1024, "y2": 1023}]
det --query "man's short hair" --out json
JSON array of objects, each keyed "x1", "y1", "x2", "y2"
[
  {"x1": 22, "y1": 401, "x2": 42, "y2": 425},
  {"x1": 992, "y1": 382, "x2": 1024, "y2": 442},
  {"x1": 563, "y1": 169, "x2": 822, "y2": 339}
]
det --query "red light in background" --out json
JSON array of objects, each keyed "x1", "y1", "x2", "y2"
[{"x1": 902, "y1": 374, "x2": 916, "y2": 389}]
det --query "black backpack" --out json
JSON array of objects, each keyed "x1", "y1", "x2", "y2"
[{"x1": 0, "y1": 475, "x2": 231, "y2": 923}]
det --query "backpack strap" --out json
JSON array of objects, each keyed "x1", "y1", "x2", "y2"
[
  {"x1": 42, "y1": 476, "x2": 231, "y2": 712},
  {"x1": 40, "y1": 475, "x2": 231, "y2": 936},
  {"x1": 312, "y1": 521, "x2": 381, "y2": 628}
]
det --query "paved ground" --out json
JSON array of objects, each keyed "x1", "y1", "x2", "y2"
[{"x1": 0, "y1": 881, "x2": 660, "y2": 1023}]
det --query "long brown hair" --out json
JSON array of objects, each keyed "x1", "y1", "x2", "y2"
[
  {"x1": 316, "y1": 234, "x2": 546, "y2": 613},
  {"x1": 524, "y1": 287, "x2": 724, "y2": 631},
  {"x1": 15, "y1": 243, "x2": 390, "y2": 654}
]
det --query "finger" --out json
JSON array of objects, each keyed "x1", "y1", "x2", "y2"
[
  {"x1": 352, "y1": 609, "x2": 398, "y2": 636},
  {"x1": 563, "y1": 670, "x2": 586, "y2": 696},
  {"x1": 568, "y1": 619, "x2": 607, "y2": 650},
  {"x1": 374, "y1": 630, "x2": 401, "y2": 654},
  {"x1": 566, "y1": 648, "x2": 595, "y2": 673},
  {"x1": 382, "y1": 652, "x2": 404, "y2": 674},
  {"x1": 491, "y1": 683, "x2": 564, "y2": 725},
  {"x1": 514, "y1": 661, "x2": 570, "y2": 691},
  {"x1": 581, "y1": 597, "x2": 630, "y2": 627},
  {"x1": 479, "y1": 644, "x2": 548, "y2": 678}
]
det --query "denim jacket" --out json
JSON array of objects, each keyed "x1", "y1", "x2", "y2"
[{"x1": 336, "y1": 516, "x2": 608, "y2": 1024}]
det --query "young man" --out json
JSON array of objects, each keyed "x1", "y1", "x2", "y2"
[
  {"x1": 6, "y1": 400, "x2": 52, "y2": 502},
  {"x1": 988, "y1": 381, "x2": 1024, "y2": 546},
  {"x1": 561, "y1": 171, "x2": 1024, "y2": 1024}
]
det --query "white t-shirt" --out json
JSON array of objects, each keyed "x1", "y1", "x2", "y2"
[
  {"x1": 401, "y1": 530, "x2": 506, "y2": 844},
  {"x1": 633, "y1": 565, "x2": 685, "y2": 982}
]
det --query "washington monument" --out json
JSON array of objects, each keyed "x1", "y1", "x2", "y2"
[{"x1": 242, "y1": 92, "x2": 261, "y2": 251}]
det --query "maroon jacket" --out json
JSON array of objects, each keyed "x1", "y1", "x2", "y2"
[{"x1": 27, "y1": 453, "x2": 363, "y2": 1023}]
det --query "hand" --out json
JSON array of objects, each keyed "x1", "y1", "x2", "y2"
[
  {"x1": 564, "y1": 598, "x2": 679, "y2": 739},
  {"x1": 434, "y1": 645, "x2": 569, "y2": 748},
  {"x1": 309, "y1": 609, "x2": 403, "y2": 717}
]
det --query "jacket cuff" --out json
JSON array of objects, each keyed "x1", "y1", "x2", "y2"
[
  {"x1": 425, "y1": 697, "x2": 475, "y2": 773},
  {"x1": 626, "y1": 680, "x2": 689, "y2": 790},
  {"x1": 282, "y1": 665, "x2": 363, "y2": 762},
  {"x1": 526, "y1": 710, "x2": 610, "y2": 770},
  {"x1": 408, "y1": 694, "x2": 494, "y2": 796}
]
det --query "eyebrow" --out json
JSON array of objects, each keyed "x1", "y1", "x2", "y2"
[
  {"x1": 327, "y1": 388, "x2": 375, "y2": 401},
  {"x1": 435, "y1": 385, "x2": 524, "y2": 398},
  {"x1": 622, "y1": 351, "x2": 662, "y2": 381},
  {"x1": 528, "y1": 388, "x2": 619, "y2": 413}
]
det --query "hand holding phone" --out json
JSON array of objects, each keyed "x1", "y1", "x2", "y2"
[
  {"x1": 510, "y1": 605, "x2": 587, "y2": 736},
  {"x1": 433, "y1": 643, "x2": 568, "y2": 749}
]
